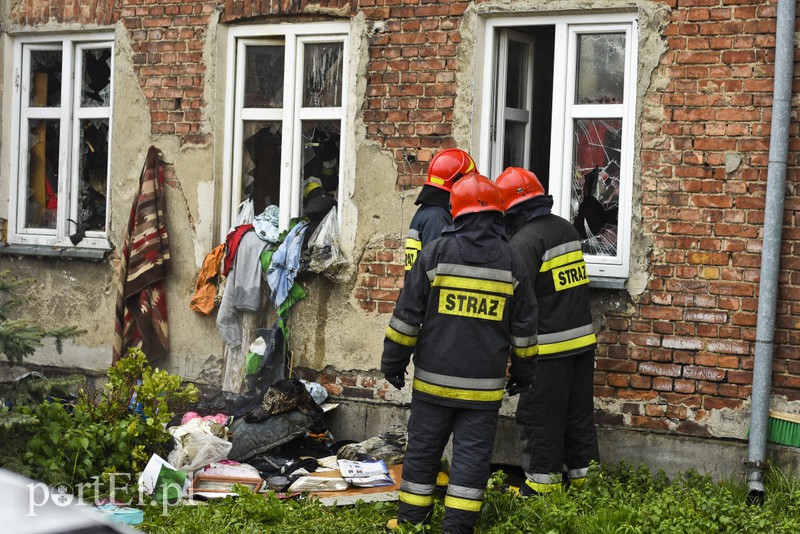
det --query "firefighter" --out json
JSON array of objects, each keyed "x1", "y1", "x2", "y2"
[
  {"x1": 495, "y1": 167, "x2": 599, "y2": 496},
  {"x1": 383, "y1": 172, "x2": 538, "y2": 533},
  {"x1": 404, "y1": 148, "x2": 477, "y2": 278}
]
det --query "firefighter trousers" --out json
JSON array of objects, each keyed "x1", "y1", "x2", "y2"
[
  {"x1": 516, "y1": 350, "x2": 599, "y2": 492},
  {"x1": 398, "y1": 397, "x2": 499, "y2": 534}
]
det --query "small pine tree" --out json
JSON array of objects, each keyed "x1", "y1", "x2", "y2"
[{"x1": 0, "y1": 270, "x2": 85, "y2": 363}]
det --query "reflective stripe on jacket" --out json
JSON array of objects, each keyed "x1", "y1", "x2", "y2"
[
  {"x1": 383, "y1": 233, "x2": 538, "y2": 410},
  {"x1": 404, "y1": 205, "x2": 451, "y2": 273},
  {"x1": 508, "y1": 214, "x2": 596, "y2": 359}
]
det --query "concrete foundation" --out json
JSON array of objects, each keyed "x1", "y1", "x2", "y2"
[{"x1": 326, "y1": 400, "x2": 800, "y2": 483}]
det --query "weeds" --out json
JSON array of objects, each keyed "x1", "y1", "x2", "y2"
[{"x1": 139, "y1": 463, "x2": 800, "y2": 533}]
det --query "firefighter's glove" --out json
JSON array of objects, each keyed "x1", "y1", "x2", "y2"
[
  {"x1": 385, "y1": 373, "x2": 405, "y2": 390},
  {"x1": 506, "y1": 377, "x2": 532, "y2": 396}
]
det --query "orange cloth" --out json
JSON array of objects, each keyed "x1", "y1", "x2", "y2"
[{"x1": 190, "y1": 243, "x2": 226, "y2": 315}]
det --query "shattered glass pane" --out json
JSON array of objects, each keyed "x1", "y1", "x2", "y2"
[
  {"x1": 303, "y1": 43, "x2": 343, "y2": 108},
  {"x1": 29, "y1": 50, "x2": 62, "y2": 107},
  {"x1": 26, "y1": 119, "x2": 60, "y2": 229},
  {"x1": 576, "y1": 33, "x2": 625, "y2": 105},
  {"x1": 503, "y1": 120, "x2": 526, "y2": 169},
  {"x1": 300, "y1": 120, "x2": 340, "y2": 221},
  {"x1": 242, "y1": 121, "x2": 282, "y2": 215},
  {"x1": 244, "y1": 45, "x2": 284, "y2": 108},
  {"x1": 78, "y1": 119, "x2": 109, "y2": 232},
  {"x1": 505, "y1": 39, "x2": 528, "y2": 109},
  {"x1": 570, "y1": 119, "x2": 622, "y2": 257},
  {"x1": 81, "y1": 48, "x2": 112, "y2": 107}
]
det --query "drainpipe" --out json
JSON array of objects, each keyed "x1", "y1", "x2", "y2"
[{"x1": 745, "y1": 0, "x2": 796, "y2": 502}]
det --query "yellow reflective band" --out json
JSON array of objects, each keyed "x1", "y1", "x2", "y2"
[
  {"x1": 386, "y1": 326, "x2": 417, "y2": 347},
  {"x1": 433, "y1": 275, "x2": 514, "y2": 295},
  {"x1": 413, "y1": 379, "x2": 504, "y2": 402},
  {"x1": 512, "y1": 345, "x2": 539, "y2": 358},
  {"x1": 552, "y1": 262, "x2": 589, "y2": 291},
  {"x1": 438, "y1": 289, "x2": 506, "y2": 322},
  {"x1": 430, "y1": 176, "x2": 445, "y2": 185},
  {"x1": 444, "y1": 495, "x2": 482, "y2": 512},
  {"x1": 399, "y1": 491, "x2": 434, "y2": 507},
  {"x1": 303, "y1": 181, "x2": 322, "y2": 197},
  {"x1": 538, "y1": 333, "x2": 597, "y2": 356},
  {"x1": 525, "y1": 479, "x2": 560, "y2": 493},
  {"x1": 540, "y1": 250, "x2": 585, "y2": 273},
  {"x1": 405, "y1": 238, "x2": 422, "y2": 271},
  {"x1": 465, "y1": 160, "x2": 475, "y2": 173}
]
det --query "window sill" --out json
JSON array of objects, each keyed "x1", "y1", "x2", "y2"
[
  {"x1": 588, "y1": 276, "x2": 626, "y2": 290},
  {"x1": 0, "y1": 243, "x2": 112, "y2": 262}
]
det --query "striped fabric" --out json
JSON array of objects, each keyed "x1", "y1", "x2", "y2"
[{"x1": 112, "y1": 146, "x2": 172, "y2": 364}]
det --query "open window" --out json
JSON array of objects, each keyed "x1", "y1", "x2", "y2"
[
  {"x1": 9, "y1": 35, "x2": 114, "y2": 251},
  {"x1": 221, "y1": 22, "x2": 349, "y2": 236},
  {"x1": 480, "y1": 14, "x2": 637, "y2": 286}
]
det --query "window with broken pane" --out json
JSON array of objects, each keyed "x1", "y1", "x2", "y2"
[
  {"x1": 242, "y1": 121, "x2": 282, "y2": 216},
  {"x1": 570, "y1": 118, "x2": 621, "y2": 257},
  {"x1": 226, "y1": 25, "x2": 348, "y2": 233},
  {"x1": 12, "y1": 36, "x2": 114, "y2": 248}
]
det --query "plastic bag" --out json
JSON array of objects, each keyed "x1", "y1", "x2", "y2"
[
  {"x1": 168, "y1": 420, "x2": 233, "y2": 473},
  {"x1": 306, "y1": 208, "x2": 347, "y2": 279},
  {"x1": 231, "y1": 198, "x2": 255, "y2": 231}
]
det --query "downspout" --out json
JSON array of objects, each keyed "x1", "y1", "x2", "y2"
[{"x1": 745, "y1": 0, "x2": 796, "y2": 502}]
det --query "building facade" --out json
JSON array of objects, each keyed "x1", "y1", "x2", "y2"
[{"x1": 0, "y1": 0, "x2": 798, "y2": 477}]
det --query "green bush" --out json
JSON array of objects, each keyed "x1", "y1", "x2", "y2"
[{"x1": 13, "y1": 348, "x2": 197, "y2": 493}]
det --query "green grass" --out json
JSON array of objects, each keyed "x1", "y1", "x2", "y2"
[{"x1": 139, "y1": 463, "x2": 800, "y2": 534}]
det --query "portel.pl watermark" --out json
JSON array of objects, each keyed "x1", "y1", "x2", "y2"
[{"x1": 27, "y1": 472, "x2": 183, "y2": 517}]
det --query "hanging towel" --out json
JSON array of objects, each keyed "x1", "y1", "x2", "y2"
[{"x1": 112, "y1": 146, "x2": 172, "y2": 364}]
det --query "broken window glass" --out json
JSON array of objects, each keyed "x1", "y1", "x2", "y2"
[
  {"x1": 29, "y1": 50, "x2": 62, "y2": 107},
  {"x1": 78, "y1": 119, "x2": 109, "y2": 232},
  {"x1": 575, "y1": 33, "x2": 625, "y2": 105},
  {"x1": 300, "y1": 120, "x2": 340, "y2": 222},
  {"x1": 244, "y1": 45, "x2": 285, "y2": 108},
  {"x1": 570, "y1": 118, "x2": 621, "y2": 257},
  {"x1": 303, "y1": 43, "x2": 343, "y2": 108},
  {"x1": 81, "y1": 48, "x2": 112, "y2": 107},
  {"x1": 26, "y1": 119, "x2": 60, "y2": 229},
  {"x1": 242, "y1": 121, "x2": 282, "y2": 215}
]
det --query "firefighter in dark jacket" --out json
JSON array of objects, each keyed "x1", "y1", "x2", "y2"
[
  {"x1": 383, "y1": 172, "x2": 538, "y2": 533},
  {"x1": 495, "y1": 167, "x2": 599, "y2": 496},
  {"x1": 404, "y1": 148, "x2": 477, "y2": 278}
]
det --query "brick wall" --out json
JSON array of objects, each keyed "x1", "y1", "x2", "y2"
[
  {"x1": 8, "y1": 0, "x2": 799, "y2": 439},
  {"x1": 599, "y1": 0, "x2": 800, "y2": 435}
]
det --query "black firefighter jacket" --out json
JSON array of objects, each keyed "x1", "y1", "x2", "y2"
[
  {"x1": 383, "y1": 213, "x2": 539, "y2": 411},
  {"x1": 506, "y1": 200, "x2": 597, "y2": 360}
]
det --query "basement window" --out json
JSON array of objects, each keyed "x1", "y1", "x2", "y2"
[
  {"x1": 221, "y1": 22, "x2": 349, "y2": 235},
  {"x1": 478, "y1": 13, "x2": 637, "y2": 285},
  {"x1": 8, "y1": 34, "x2": 114, "y2": 253}
]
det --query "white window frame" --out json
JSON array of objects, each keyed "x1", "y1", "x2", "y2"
[
  {"x1": 479, "y1": 13, "x2": 638, "y2": 282},
  {"x1": 221, "y1": 22, "x2": 350, "y2": 237},
  {"x1": 9, "y1": 33, "x2": 114, "y2": 250}
]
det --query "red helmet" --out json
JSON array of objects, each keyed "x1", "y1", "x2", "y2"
[
  {"x1": 450, "y1": 172, "x2": 504, "y2": 220},
  {"x1": 426, "y1": 148, "x2": 477, "y2": 192},
  {"x1": 495, "y1": 167, "x2": 545, "y2": 211}
]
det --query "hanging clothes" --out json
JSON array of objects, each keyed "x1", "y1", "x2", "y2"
[
  {"x1": 112, "y1": 146, "x2": 172, "y2": 364},
  {"x1": 190, "y1": 243, "x2": 226, "y2": 316},
  {"x1": 216, "y1": 231, "x2": 270, "y2": 350},
  {"x1": 267, "y1": 221, "x2": 309, "y2": 309}
]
